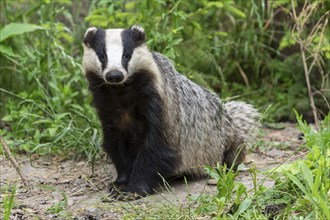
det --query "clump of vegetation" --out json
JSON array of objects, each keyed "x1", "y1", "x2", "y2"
[
  {"x1": 0, "y1": 1, "x2": 101, "y2": 159},
  {"x1": 2, "y1": 185, "x2": 16, "y2": 220},
  {"x1": 267, "y1": 111, "x2": 330, "y2": 219}
]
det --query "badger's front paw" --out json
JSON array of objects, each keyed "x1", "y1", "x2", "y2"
[
  {"x1": 109, "y1": 185, "x2": 150, "y2": 201},
  {"x1": 108, "y1": 181, "x2": 126, "y2": 195},
  {"x1": 111, "y1": 191, "x2": 141, "y2": 201}
]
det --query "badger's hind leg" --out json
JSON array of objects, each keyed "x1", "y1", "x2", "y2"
[
  {"x1": 223, "y1": 145, "x2": 246, "y2": 170},
  {"x1": 222, "y1": 101, "x2": 259, "y2": 170}
]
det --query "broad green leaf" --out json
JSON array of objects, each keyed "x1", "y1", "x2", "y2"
[
  {"x1": 48, "y1": 127, "x2": 58, "y2": 137},
  {"x1": 32, "y1": 119, "x2": 53, "y2": 125},
  {"x1": 234, "y1": 198, "x2": 252, "y2": 219},
  {"x1": 1, "y1": 115, "x2": 12, "y2": 122},
  {"x1": 204, "y1": 166, "x2": 219, "y2": 180},
  {"x1": 171, "y1": 38, "x2": 183, "y2": 45},
  {"x1": 0, "y1": 44, "x2": 17, "y2": 57},
  {"x1": 237, "y1": 163, "x2": 249, "y2": 171},
  {"x1": 206, "y1": 2, "x2": 223, "y2": 9},
  {"x1": 55, "y1": 113, "x2": 70, "y2": 120},
  {"x1": 235, "y1": 184, "x2": 247, "y2": 205},
  {"x1": 279, "y1": 32, "x2": 296, "y2": 50},
  {"x1": 215, "y1": 31, "x2": 228, "y2": 37},
  {"x1": 0, "y1": 23, "x2": 45, "y2": 42},
  {"x1": 285, "y1": 172, "x2": 308, "y2": 195},
  {"x1": 312, "y1": 167, "x2": 321, "y2": 195},
  {"x1": 270, "y1": 162, "x2": 300, "y2": 175},
  {"x1": 299, "y1": 162, "x2": 313, "y2": 191},
  {"x1": 226, "y1": 5, "x2": 246, "y2": 18}
]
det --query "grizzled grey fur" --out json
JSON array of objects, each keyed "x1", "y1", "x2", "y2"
[{"x1": 152, "y1": 52, "x2": 259, "y2": 176}]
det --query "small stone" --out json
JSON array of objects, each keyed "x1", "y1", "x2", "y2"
[
  {"x1": 267, "y1": 148, "x2": 285, "y2": 157},
  {"x1": 87, "y1": 207, "x2": 96, "y2": 213},
  {"x1": 207, "y1": 179, "x2": 217, "y2": 185}
]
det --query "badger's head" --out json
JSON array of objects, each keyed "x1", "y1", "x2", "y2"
[{"x1": 82, "y1": 25, "x2": 151, "y2": 84}]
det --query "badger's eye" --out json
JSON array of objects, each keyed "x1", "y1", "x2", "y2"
[
  {"x1": 123, "y1": 53, "x2": 131, "y2": 60},
  {"x1": 100, "y1": 54, "x2": 106, "y2": 62}
]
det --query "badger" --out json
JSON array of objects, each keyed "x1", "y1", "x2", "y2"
[{"x1": 82, "y1": 25, "x2": 259, "y2": 198}]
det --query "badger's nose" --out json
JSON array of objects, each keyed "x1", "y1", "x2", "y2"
[{"x1": 105, "y1": 70, "x2": 124, "y2": 83}]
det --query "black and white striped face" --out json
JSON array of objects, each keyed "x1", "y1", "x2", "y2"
[{"x1": 82, "y1": 26, "x2": 146, "y2": 84}]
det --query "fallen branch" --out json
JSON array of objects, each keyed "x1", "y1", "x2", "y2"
[{"x1": 0, "y1": 135, "x2": 30, "y2": 188}]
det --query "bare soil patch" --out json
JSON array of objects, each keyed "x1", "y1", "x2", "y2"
[{"x1": 0, "y1": 123, "x2": 305, "y2": 219}]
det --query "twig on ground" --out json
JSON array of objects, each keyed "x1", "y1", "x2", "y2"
[{"x1": 0, "y1": 135, "x2": 30, "y2": 188}]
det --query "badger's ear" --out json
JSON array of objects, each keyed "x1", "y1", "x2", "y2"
[
  {"x1": 130, "y1": 25, "x2": 146, "y2": 45},
  {"x1": 83, "y1": 27, "x2": 98, "y2": 48}
]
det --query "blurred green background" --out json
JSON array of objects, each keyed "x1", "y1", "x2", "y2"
[{"x1": 0, "y1": 0, "x2": 329, "y2": 157}]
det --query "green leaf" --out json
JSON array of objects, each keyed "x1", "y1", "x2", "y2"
[
  {"x1": 215, "y1": 31, "x2": 228, "y2": 37},
  {"x1": 270, "y1": 162, "x2": 300, "y2": 175},
  {"x1": 171, "y1": 38, "x2": 183, "y2": 46},
  {"x1": 299, "y1": 162, "x2": 313, "y2": 191},
  {"x1": 226, "y1": 5, "x2": 246, "y2": 18},
  {"x1": 3, "y1": 185, "x2": 16, "y2": 220},
  {"x1": 0, "y1": 23, "x2": 45, "y2": 42},
  {"x1": 0, "y1": 44, "x2": 17, "y2": 57},
  {"x1": 312, "y1": 167, "x2": 322, "y2": 195},
  {"x1": 285, "y1": 171, "x2": 308, "y2": 195},
  {"x1": 279, "y1": 32, "x2": 297, "y2": 50},
  {"x1": 1, "y1": 115, "x2": 12, "y2": 122},
  {"x1": 204, "y1": 166, "x2": 219, "y2": 180},
  {"x1": 55, "y1": 113, "x2": 70, "y2": 120},
  {"x1": 206, "y1": 2, "x2": 224, "y2": 9},
  {"x1": 48, "y1": 127, "x2": 58, "y2": 137},
  {"x1": 234, "y1": 198, "x2": 252, "y2": 219}
]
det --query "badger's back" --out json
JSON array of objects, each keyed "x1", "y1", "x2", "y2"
[{"x1": 153, "y1": 52, "x2": 259, "y2": 176}]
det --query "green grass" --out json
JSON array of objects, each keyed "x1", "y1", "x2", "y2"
[
  {"x1": 0, "y1": 1, "x2": 102, "y2": 158},
  {"x1": 2, "y1": 185, "x2": 16, "y2": 220}
]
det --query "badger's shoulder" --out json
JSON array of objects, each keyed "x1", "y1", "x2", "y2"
[
  {"x1": 151, "y1": 52, "x2": 176, "y2": 77},
  {"x1": 151, "y1": 51, "x2": 221, "y2": 105}
]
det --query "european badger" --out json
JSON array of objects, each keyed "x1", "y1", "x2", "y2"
[{"x1": 82, "y1": 26, "x2": 259, "y2": 198}]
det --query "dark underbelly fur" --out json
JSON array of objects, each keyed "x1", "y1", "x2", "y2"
[{"x1": 86, "y1": 71, "x2": 178, "y2": 198}]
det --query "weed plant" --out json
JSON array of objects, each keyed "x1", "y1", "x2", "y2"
[
  {"x1": 0, "y1": 1, "x2": 102, "y2": 158},
  {"x1": 1, "y1": 185, "x2": 16, "y2": 220}
]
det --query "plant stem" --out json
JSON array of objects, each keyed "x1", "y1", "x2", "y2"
[
  {"x1": 291, "y1": 0, "x2": 320, "y2": 129},
  {"x1": 299, "y1": 43, "x2": 320, "y2": 129},
  {"x1": 0, "y1": 136, "x2": 30, "y2": 188}
]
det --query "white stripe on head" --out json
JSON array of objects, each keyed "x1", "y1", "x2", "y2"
[{"x1": 103, "y1": 29, "x2": 128, "y2": 81}]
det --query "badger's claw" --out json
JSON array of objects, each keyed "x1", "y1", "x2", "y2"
[
  {"x1": 109, "y1": 184, "x2": 147, "y2": 201},
  {"x1": 108, "y1": 182, "x2": 126, "y2": 194},
  {"x1": 111, "y1": 191, "x2": 142, "y2": 201}
]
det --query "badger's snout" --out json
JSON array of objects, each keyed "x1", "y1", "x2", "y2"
[{"x1": 105, "y1": 70, "x2": 124, "y2": 83}]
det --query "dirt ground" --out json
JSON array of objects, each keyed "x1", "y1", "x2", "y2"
[{"x1": 0, "y1": 123, "x2": 306, "y2": 219}]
